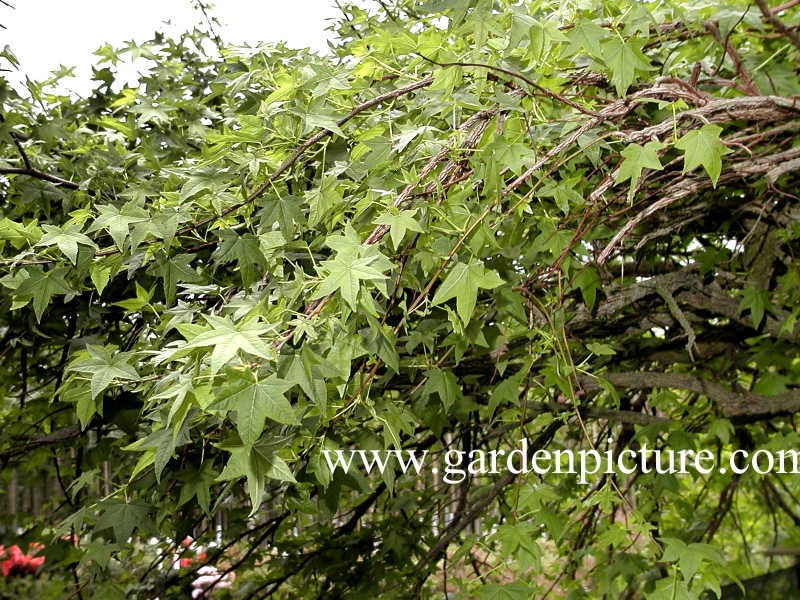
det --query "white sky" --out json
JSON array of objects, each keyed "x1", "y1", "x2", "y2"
[{"x1": 1, "y1": 1, "x2": 342, "y2": 94}]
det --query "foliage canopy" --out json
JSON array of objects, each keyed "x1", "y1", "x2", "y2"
[{"x1": 1, "y1": 0, "x2": 800, "y2": 598}]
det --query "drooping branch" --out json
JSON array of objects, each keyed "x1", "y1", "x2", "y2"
[
  {"x1": 578, "y1": 372, "x2": 800, "y2": 419},
  {"x1": 598, "y1": 144, "x2": 800, "y2": 263},
  {"x1": 411, "y1": 421, "x2": 564, "y2": 596},
  {"x1": 705, "y1": 20, "x2": 761, "y2": 95},
  {"x1": 178, "y1": 75, "x2": 436, "y2": 236},
  {"x1": 755, "y1": 0, "x2": 800, "y2": 50},
  {"x1": 0, "y1": 424, "x2": 82, "y2": 464},
  {"x1": 0, "y1": 167, "x2": 81, "y2": 190}
]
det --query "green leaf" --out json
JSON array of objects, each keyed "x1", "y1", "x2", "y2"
[
  {"x1": 86, "y1": 203, "x2": 149, "y2": 250},
  {"x1": 285, "y1": 348, "x2": 327, "y2": 415},
  {"x1": 707, "y1": 418, "x2": 733, "y2": 444},
  {"x1": 79, "y1": 541, "x2": 121, "y2": 571},
  {"x1": 675, "y1": 124, "x2": 731, "y2": 187},
  {"x1": 171, "y1": 315, "x2": 275, "y2": 375},
  {"x1": 149, "y1": 253, "x2": 204, "y2": 304},
  {"x1": 67, "y1": 345, "x2": 140, "y2": 400},
  {"x1": 303, "y1": 110, "x2": 346, "y2": 137},
  {"x1": 615, "y1": 140, "x2": 664, "y2": 199},
  {"x1": 431, "y1": 259, "x2": 504, "y2": 324},
  {"x1": 423, "y1": 368, "x2": 461, "y2": 410},
  {"x1": 123, "y1": 428, "x2": 175, "y2": 482},
  {"x1": 753, "y1": 371, "x2": 790, "y2": 395},
  {"x1": 0, "y1": 218, "x2": 42, "y2": 248},
  {"x1": 76, "y1": 390, "x2": 97, "y2": 430},
  {"x1": 35, "y1": 223, "x2": 97, "y2": 264},
  {"x1": 586, "y1": 341, "x2": 616, "y2": 355},
  {"x1": 217, "y1": 443, "x2": 296, "y2": 515},
  {"x1": 14, "y1": 267, "x2": 74, "y2": 322},
  {"x1": 95, "y1": 500, "x2": 152, "y2": 542},
  {"x1": 601, "y1": 38, "x2": 651, "y2": 96},
  {"x1": 313, "y1": 250, "x2": 389, "y2": 310},
  {"x1": 738, "y1": 287, "x2": 770, "y2": 328},
  {"x1": 475, "y1": 582, "x2": 537, "y2": 600},
  {"x1": 213, "y1": 374, "x2": 295, "y2": 448},
  {"x1": 306, "y1": 175, "x2": 344, "y2": 228},
  {"x1": 214, "y1": 230, "x2": 267, "y2": 287},
  {"x1": 489, "y1": 370, "x2": 525, "y2": 417},
  {"x1": 179, "y1": 167, "x2": 230, "y2": 202},
  {"x1": 495, "y1": 522, "x2": 541, "y2": 570},
  {"x1": 89, "y1": 262, "x2": 112, "y2": 295},
  {"x1": 661, "y1": 537, "x2": 722, "y2": 581},
  {"x1": 645, "y1": 572, "x2": 692, "y2": 600},
  {"x1": 178, "y1": 461, "x2": 217, "y2": 515},
  {"x1": 566, "y1": 20, "x2": 608, "y2": 57},
  {"x1": 572, "y1": 266, "x2": 602, "y2": 311},
  {"x1": 374, "y1": 208, "x2": 425, "y2": 249}
]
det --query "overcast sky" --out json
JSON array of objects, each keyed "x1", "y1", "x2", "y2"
[{"x1": 1, "y1": 1, "x2": 341, "y2": 93}]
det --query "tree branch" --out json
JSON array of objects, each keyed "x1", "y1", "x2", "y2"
[
  {"x1": 0, "y1": 166, "x2": 80, "y2": 190},
  {"x1": 578, "y1": 372, "x2": 800, "y2": 419},
  {"x1": 755, "y1": 0, "x2": 800, "y2": 50},
  {"x1": 178, "y1": 75, "x2": 436, "y2": 237},
  {"x1": 0, "y1": 424, "x2": 82, "y2": 464}
]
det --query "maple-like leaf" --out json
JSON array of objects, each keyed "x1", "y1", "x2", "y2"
[
  {"x1": 86, "y1": 203, "x2": 149, "y2": 250},
  {"x1": 374, "y1": 208, "x2": 425, "y2": 249},
  {"x1": 212, "y1": 374, "x2": 295, "y2": 448},
  {"x1": 217, "y1": 443, "x2": 296, "y2": 515},
  {"x1": 214, "y1": 230, "x2": 266, "y2": 286},
  {"x1": 314, "y1": 255, "x2": 388, "y2": 309},
  {"x1": 615, "y1": 140, "x2": 664, "y2": 200},
  {"x1": 601, "y1": 38, "x2": 651, "y2": 96},
  {"x1": 675, "y1": 124, "x2": 731, "y2": 187},
  {"x1": 14, "y1": 267, "x2": 74, "y2": 322},
  {"x1": 95, "y1": 500, "x2": 152, "y2": 542},
  {"x1": 312, "y1": 227, "x2": 391, "y2": 309},
  {"x1": 431, "y1": 259, "x2": 504, "y2": 324},
  {"x1": 66, "y1": 344, "x2": 140, "y2": 402},
  {"x1": 169, "y1": 315, "x2": 275, "y2": 374},
  {"x1": 35, "y1": 223, "x2": 97, "y2": 264},
  {"x1": 149, "y1": 252, "x2": 204, "y2": 303}
]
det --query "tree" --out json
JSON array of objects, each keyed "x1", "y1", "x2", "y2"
[{"x1": 0, "y1": 0, "x2": 799, "y2": 598}]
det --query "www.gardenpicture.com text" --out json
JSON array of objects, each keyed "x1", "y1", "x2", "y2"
[{"x1": 322, "y1": 438, "x2": 800, "y2": 484}]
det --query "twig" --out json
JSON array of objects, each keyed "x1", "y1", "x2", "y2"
[
  {"x1": 598, "y1": 143, "x2": 800, "y2": 264},
  {"x1": 755, "y1": 0, "x2": 800, "y2": 50},
  {"x1": 415, "y1": 54, "x2": 605, "y2": 117},
  {"x1": 191, "y1": 0, "x2": 225, "y2": 55},
  {"x1": 0, "y1": 166, "x2": 80, "y2": 190},
  {"x1": 411, "y1": 422, "x2": 563, "y2": 594},
  {"x1": 273, "y1": 108, "x2": 496, "y2": 350},
  {"x1": 177, "y1": 76, "x2": 435, "y2": 237},
  {"x1": 576, "y1": 371, "x2": 800, "y2": 419},
  {"x1": 11, "y1": 133, "x2": 31, "y2": 170},
  {"x1": 772, "y1": 0, "x2": 800, "y2": 12},
  {"x1": 655, "y1": 284, "x2": 698, "y2": 361},
  {"x1": 705, "y1": 19, "x2": 761, "y2": 95}
]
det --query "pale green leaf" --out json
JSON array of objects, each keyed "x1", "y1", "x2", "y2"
[
  {"x1": 213, "y1": 374, "x2": 295, "y2": 448},
  {"x1": 431, "y1": 259, "x2": 504, "y2": 324},
  {"x1": 675, "y1": 124, "x2": 731, "y2": 187}
]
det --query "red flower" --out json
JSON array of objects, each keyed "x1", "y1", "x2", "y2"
[
  {"x1": 179, "y1": 557, "x2": 194, "y2": 568},
  {"x1": 0, "y1": 542, "x2": 45, "y2": 577}
]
